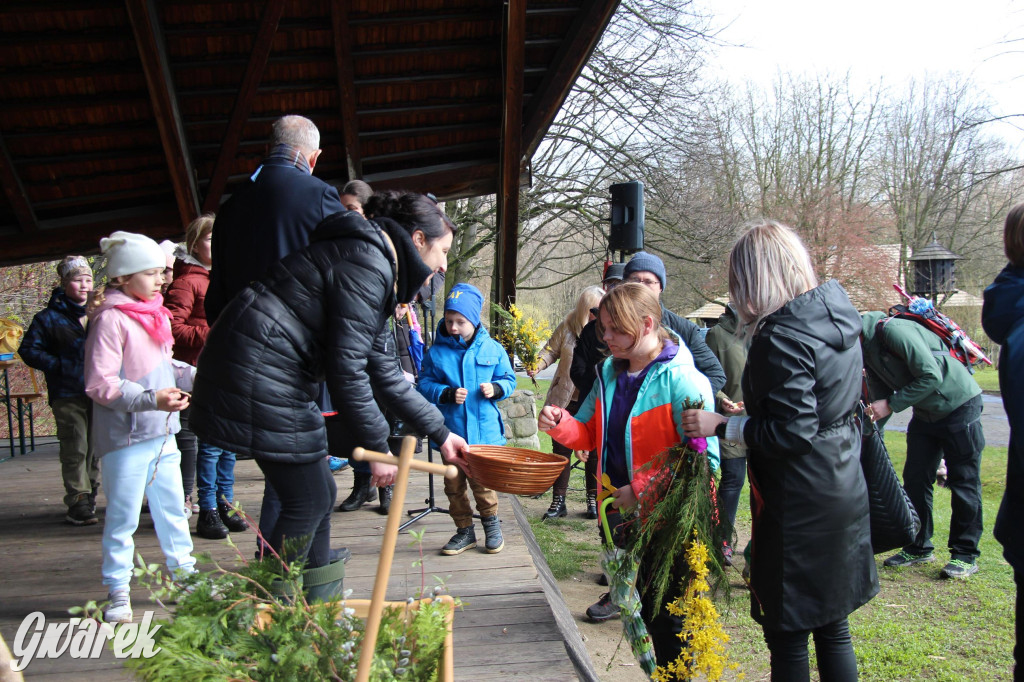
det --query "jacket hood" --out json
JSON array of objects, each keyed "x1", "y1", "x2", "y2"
[
  {"x1": 715, "y1": 304, "x2": 739, "y2": 335},
  {"x1": 766, "y1": 279, "x2": 860, "y2": 351},
  {"x1": 860, "y1": 310, "x2": 886, "y2": 342},
  {"x1": 48, "y1": 287, "x2": 86, "y2": 317},
  {"x1": 983, "y1": 265, "x2": 1024, "y2": 344}
]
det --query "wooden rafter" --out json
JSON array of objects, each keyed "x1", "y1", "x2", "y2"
[
  {"x1": 331, "y1": 0, "x2": 362, "y2": 182},
  {"x1": 521, "y1": 0, "x2": 620, "y2": 162},
  {"x1": 495, "y1": 0, "x2": 526, "y2": 309},
  {"x1": 201, "y1": 0, "x2": 286, "y2": 213},
  {"x1": 125, "y1": 0, "x2": 200, "y2": 227},
  {"x1": 0, "y1": 133, "x2": 38, "y2": 232}
]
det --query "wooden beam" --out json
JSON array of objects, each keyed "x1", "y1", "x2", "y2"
[
  {"x1": 0, "y1": 205, "x2": 180, "y2": 267},
  {"x1": 0, "y1": 133, "x2": 38, "y2": 232},
  {"x1": 495, "y1": 0, "x2": 526, "y2": 309},
  {"x1": 201, "y1": 0, "x2": 286, "y2": 213},
  {"x1": 521, "y1": 0, "x2": 620, "y2": 162},
  {"x1": 331, "y1": 0, "x2": 361, "y2": 181},
  {"x1": 124, "y1": 0, "x2": 201, "y2": 225}
]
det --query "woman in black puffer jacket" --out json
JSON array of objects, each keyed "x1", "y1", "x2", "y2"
[
  {"x1": 683, "y1": 220, "x2": 877, "y2": 681},
  {"x1": 191, "y1": 192, "x2": 469, "y2": 578}
]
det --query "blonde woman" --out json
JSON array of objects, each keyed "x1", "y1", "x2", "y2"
[
  {"x1": 529, "y1": 286, "x2": 605, "y2": 519},
  {"x1": 681, "y1": 220, "x2": 877, "y2": 681}
]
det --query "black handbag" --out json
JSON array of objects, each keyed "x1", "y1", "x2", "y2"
[{"x1": 857, "y1": 402, "x2": 921, "y2": 554}]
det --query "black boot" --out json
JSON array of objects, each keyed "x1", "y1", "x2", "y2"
[
  {"x1": 542, "y1": 494, "x2": 567, "y2": 520},
  {"x1": 377, "y1": 485, "x2": 393, "y2": 515},
  {"x1": 585, "y1": 493, "x2": 598, "y2": 520},
  {"x1": 219, "y1": 502, "x2": 248, "y2": 533},
  {"x1": 337, "y1": 472, "x2": 377, "y2": 512},
  {"x1": 196, "y1": 509, "x2": 229, "y2": 540}
]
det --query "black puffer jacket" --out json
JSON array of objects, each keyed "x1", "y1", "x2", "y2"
[
  {"x1": 742, "y1": 279, "x2": 878, "y2": 631},
  {"x1": 190, "y1": 212, "x2": 449, "y2": 463}
]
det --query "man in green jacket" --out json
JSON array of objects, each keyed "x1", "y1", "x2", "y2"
[{"x1": 861, "y1": 311, "x2": 985, "y2": 579}]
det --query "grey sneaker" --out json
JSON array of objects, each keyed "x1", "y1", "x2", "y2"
[
  {"x1": 66, "y1": 496, "x2": 98, "y2": 526},
  {"x1": 441, "y1": 526, "x2": 477, "y2": 555},
  {"x1": 585, "y1": 592, "x2": 619, "y2": 622},
  {"x1": 883, "y1": 550, "x2": 935, "y2": 567},
  {"x1": 103, "y1": 589, "x2": 132, "y2": 623},
  {"x1": 941, "y1": 559, "x2": 979, "y2": 579},
  {"x1": 481, "y1": 515, "x2": 504, "y2": 553}
]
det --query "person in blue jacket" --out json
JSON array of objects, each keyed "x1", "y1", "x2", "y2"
[
  {"x1": 418, "y1": 283, "x2": 516, "y2": 556},
  {"x1": 983, "y1": 201, "x2": 1024, "y2": 678}
]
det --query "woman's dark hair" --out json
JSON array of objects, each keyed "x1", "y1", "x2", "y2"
[
  {"x1": 1004, "y1": 201, "x2": 1024, "y2": 268},
  {"x1": 363, "y1": 190, "x2": 454, "y2": 242}
]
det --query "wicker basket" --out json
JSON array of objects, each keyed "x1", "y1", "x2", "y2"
[{"x1": 463, "y1": 445, "x2": 568, "y2": 496}]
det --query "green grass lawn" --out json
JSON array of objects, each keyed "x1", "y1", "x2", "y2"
[
  {"x1": 520, "y1": 371, "x2": 1016, "y2": 680},
  {"x1": 973, "y1": 364, "x2": 1001, "y2": 393}
]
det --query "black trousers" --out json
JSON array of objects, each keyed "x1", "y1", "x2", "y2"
[
  {"x1": 904, "y1": 394, "x2": 985, "y2": 562},
  {"x1": 762, "y1": 618, "x2": 858, "y2": 681},
  {"x1": 256, "y1": 458, "x2": 337, "y2": 569}
]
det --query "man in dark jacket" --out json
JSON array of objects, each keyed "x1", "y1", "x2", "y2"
[
  {"x1": 203, "y1": 114, "x2": 346, "y2": 560},
  {"x1": 20, "y1": 256, "x2": 99, "y2": 525},
  {"x1": 862, "y1": 311, "x2": 985, "y2": 579},
  {"x1": 570, "y1": 252, "x2": 725, "y2": 402},
  {"x1": 205, "y1": 115, "x2": 344, "y2": 321}
]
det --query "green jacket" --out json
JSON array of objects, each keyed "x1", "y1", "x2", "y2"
[
  {"x1": 860, "y1": 311, "x2": 981, "y2": 422},
  {"x1": 705, "y1": 305, "x2": 747, "y2": 460}
]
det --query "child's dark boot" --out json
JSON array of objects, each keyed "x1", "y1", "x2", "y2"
[
  {"x1": 197, "y1": 508, "x2": 229, "y2": 539},
  {"x1": 481, "y1": 515, "x2": 504, "y2": 553},
  {"x1": 219, "y1": 502, "x2": 248, "y2": 532},
  {"x1": 441, "y1": 525, "x2": 477, "y2": 555}
]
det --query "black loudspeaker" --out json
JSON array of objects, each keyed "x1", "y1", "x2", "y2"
[{"x1": 608, "y1": 181, "x2": 645, "y2": 253}]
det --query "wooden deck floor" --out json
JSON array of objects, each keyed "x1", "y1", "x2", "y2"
[{"x1": 0, "y1": 439, "x2": 589, "y2": 680}]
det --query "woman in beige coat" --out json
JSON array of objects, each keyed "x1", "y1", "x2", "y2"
[{"x1": 529, "y1": 286, "x2": 604, "y2": 519}]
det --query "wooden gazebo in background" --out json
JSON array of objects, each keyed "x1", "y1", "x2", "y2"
[{"x1": 0, "y1": 0, "x2": 619, "y2": 305}]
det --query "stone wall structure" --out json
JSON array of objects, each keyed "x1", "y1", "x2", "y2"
[{"x1": 497, "y1": 389, "x2": 541, "y2": 450}]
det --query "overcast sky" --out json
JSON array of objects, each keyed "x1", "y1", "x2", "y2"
[{"x1": 699, "y1": 0, "x2": 1024, "y2": 148}]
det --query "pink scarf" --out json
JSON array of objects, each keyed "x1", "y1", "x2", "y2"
[{"x1": 115, "y1": 293, "x2": 174, "y2": 349}]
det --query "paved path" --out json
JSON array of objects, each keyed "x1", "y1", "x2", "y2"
[{"x1": 882, "y1": 392, "x2": 1009, "y2": 447}]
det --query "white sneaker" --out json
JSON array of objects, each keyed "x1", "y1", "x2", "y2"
[{"x1": 104, "y1": 589, "x2": 133, "y2": 623}]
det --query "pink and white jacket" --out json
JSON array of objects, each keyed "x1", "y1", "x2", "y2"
[{"x1": 85, "y1": 288, "x2": 191, "y2": 456}]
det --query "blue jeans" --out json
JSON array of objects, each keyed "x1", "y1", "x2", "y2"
[
  {"x1": 718, "y1": 456, "x2": 747, "y2": 532},
  {"x1": 196, "y1": 441, "x2": 236, "y2": 511}
]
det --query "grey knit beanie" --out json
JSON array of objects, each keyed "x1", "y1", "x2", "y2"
[{"x1": 623, "y1": 251, "x2": 667, "y2": 291}]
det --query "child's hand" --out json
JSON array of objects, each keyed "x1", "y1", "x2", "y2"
[
  {"x1": 721, "y1": 398, "x2": 744, "y2": 414},
  {"x1": 611, "y1": 484, "x2": 637, "y2": 510},
  {"x1": 156, "y1": 388, "x2": 190, "y2": 412},
  {"x1": 480, "y1": 383, "x2": 494, "y2": 399},
  {"x1": 537, "y1": 405, "x2": 562, "y2": 431},
  {"x1": 453, "y1": 387, "x2": 468, "y2": 405}
]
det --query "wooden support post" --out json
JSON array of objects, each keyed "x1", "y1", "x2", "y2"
[
  {"x1": 495, "y1": 0, "x2": 525, "y2": 310},
  {"x1": 352, "y1": 437, "x2": 458, "y2": 682}
]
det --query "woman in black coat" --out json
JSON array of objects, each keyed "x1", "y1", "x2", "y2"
[
  {"x1": 191, "y1": 192, "x2": 469, "y2": 580},
  {"x1": 682, "y1": 220, "x2": 877, "y2": 681}
]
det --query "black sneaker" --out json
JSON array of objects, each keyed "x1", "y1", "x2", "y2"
[
  {"x1": 196, "y1": 509, "x2": 229, "y2": 540},
  {"x1": 585, "y1": 592, "x2": 619, "y2": 622},
  {"x1": 66, "y1": 497, "x2": 98, "y2": 526},
  {"x1": 441, "y1": 526, "x2": 477, "y2": 555},
  {"x1": 722, "y1": 543, "x2": 734, "y2": 567},
  {"x1": 940, "y1": 559, "x2": 979, "y2": 579},
  {"x1": 218, "y1": 503, "x2": 248, "y2": 533},
  {"x1": 883, "y1": 550, "x2": 935, "y2": 567}
]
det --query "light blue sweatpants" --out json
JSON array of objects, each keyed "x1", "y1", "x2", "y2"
[{"x1": 101, "y1": 436, "x2": 195, "y2": 590}]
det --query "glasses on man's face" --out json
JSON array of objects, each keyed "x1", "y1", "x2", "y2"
[{"x1": 626, "y1": 276, "x2": 660, "y2": 288}]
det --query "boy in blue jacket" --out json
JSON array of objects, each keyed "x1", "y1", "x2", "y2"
[{"x1": 418, "y1": 283, "x2": 516, "y2": 555}]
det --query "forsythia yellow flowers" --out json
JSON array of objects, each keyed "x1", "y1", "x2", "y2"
[
  {"x1": 653, "y1": 530, "x2": 741, "y2": 681},
  {"x1": 491, "y1": 303, "x2": 549, "y2": 374}
]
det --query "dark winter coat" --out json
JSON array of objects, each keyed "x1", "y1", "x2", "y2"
[
  {"x1": 570, "y1": 304, "x2": 726, "y2": 398},
  {"x1": 705, "y1": 305, "x2": 747, "y2": 460},
  {"x1": 741, "y1": 279, "x2": 878, "y2": 631},
  {"x1": 983, "y1": 264, "x2": 1024, "y2": 570},
  {"x1": 164, "y1": 255, "x2": 211, "y2": 367},
  {"x1": 19, "y1": 288, "x2": 88, "y2": 404},
  {"x1": 190, "y1": 212, "x2": 450, "y2": 463},
  {"x1": 205, "y1": 155, "x2": 344, "y2": 322}
]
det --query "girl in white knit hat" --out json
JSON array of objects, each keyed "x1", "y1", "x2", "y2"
[{"x1": 84, "y1": 231, "x2": 196, "y2": 623}]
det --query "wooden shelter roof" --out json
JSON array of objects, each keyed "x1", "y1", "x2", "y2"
[{"x1": 0, "y1": 0, "x2": 618, "y2": 266}]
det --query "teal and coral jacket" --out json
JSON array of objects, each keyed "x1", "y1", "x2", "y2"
[{"x1": 547, "y1": 332, "x2": 719, "y2": 499}]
